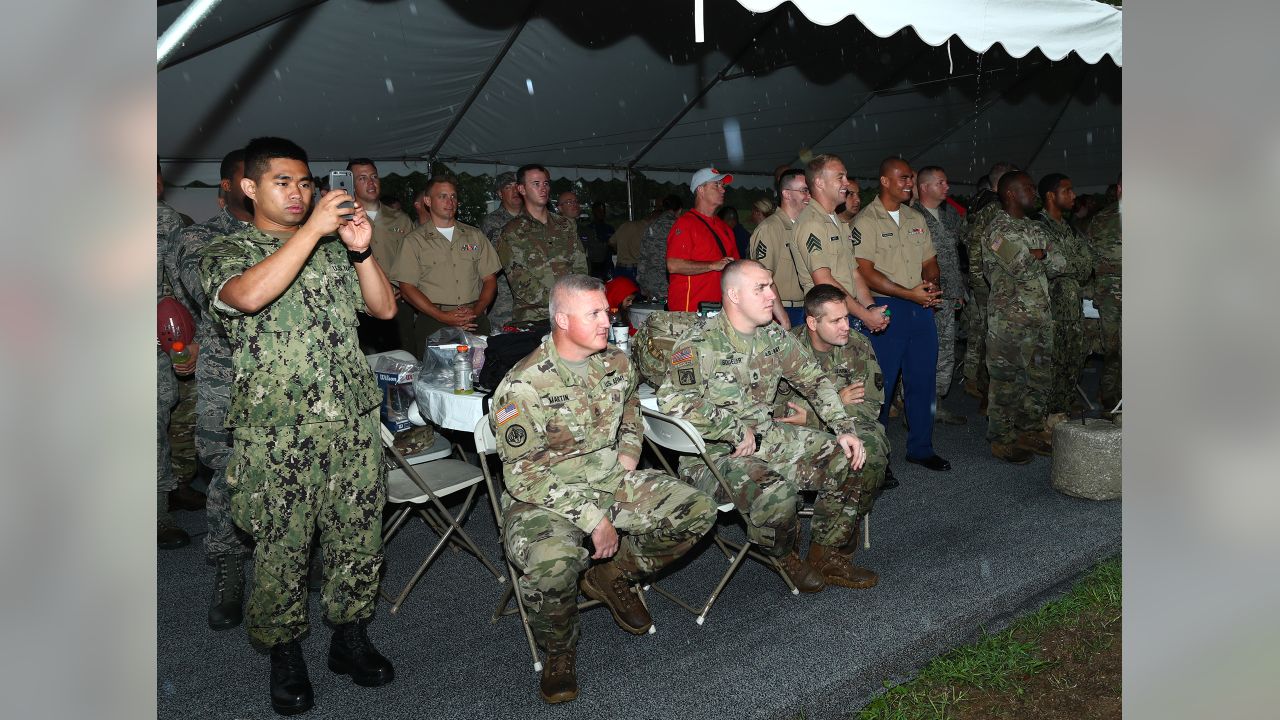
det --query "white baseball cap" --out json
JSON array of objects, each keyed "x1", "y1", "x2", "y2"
[{"x1": 689, "y1": 167, "x2": 733, "y2": 193}]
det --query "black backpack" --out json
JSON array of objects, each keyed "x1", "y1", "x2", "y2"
[{"x1": 478, "y1": 327, "x2": 547, "y2": 394}]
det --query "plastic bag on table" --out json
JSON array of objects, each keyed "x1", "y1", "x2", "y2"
[{"x1": 422, "y1": 327, "x2": 488, "y2": 379}]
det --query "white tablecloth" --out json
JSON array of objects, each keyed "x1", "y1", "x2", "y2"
[{"x1": 414, "y1": 377, "x2": 487, "y2": 432}]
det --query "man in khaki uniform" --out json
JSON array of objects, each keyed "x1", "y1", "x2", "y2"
[
  {"x1": 749, "y1": 168, "x2": 810, "y2": 328},
  {"x1": 788, "y1": 154, "x2": 889, "y2": 332},
  {"x1": 390, "y1": 176, "x2": 501, "y2": 356},
  {"x1": 348, "y1": 158, "x2": 414, "y2": 352},
  {"x1": 852, "y1": 157, "x2": 949, "y2": 472}
]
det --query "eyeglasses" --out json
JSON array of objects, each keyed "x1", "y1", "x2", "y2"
[{"x1": 783, "y1": 186, "x2": 810, "y2": 195}]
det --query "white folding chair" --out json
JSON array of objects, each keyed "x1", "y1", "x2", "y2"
[
  {"x1": 475, "y1": 416, "x2": 654, "y2": 673},
  {"x1": 378, "y1": 424, "x2": 505, "y2": 615},
  {"x1": 640, "y1": 406, "x2": 802, "y2": 625}
]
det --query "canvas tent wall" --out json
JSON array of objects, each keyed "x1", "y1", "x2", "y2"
[{"x1": 158, "y1": 0, "x2": 1120, "y2": 217}]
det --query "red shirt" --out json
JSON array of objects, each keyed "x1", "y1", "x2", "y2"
[{"x1": 665, "y1": 210, "x2": 739, "y2": 311}]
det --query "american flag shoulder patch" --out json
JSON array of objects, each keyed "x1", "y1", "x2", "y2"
[
  {"x1": 495, "y1": 403, "x2": 520, "y2": 425},
  {"x1": 670, "y1": 348, "x2": 694, "y2": 365}
]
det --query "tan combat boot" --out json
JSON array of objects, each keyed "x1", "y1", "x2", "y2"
[
  {"x1": 539, "y1": 649, "x2": 578, "y2": 704},
  {"x1": 580, "y1": 562, "x2": 652, "y2": 634},
  {"x1": 807, "y1": 542, "x2": 879, "y2": 589},
  {"x1": 1016, "y1": 429, "x2": 1053, "y2": 456},
  {"x1": 777, "y1": 550, "x2": 825, "y2": 593},
  {"x1": 991, "y1": 441, "x2": 1034, "y2": 464}
]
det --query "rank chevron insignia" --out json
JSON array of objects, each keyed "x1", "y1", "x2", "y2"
[
  {"x1": 754, "y1": 242, "x2": 767, "y2": 260},
  {"x1": 806, "y1": 233, "x2": 822, "y2": 253}
]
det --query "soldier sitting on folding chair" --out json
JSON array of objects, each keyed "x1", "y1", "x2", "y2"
[
  {"x1": 657, "y1": 260, "x2": 868, "y2": 594},
  {"x1": 492, "y1": 274, "x2": 717, "y2": 705}
]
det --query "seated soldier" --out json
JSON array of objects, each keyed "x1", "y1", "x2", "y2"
[
  {"x1": 774, "y1": 284, "x2": 891, "y2": 586},
  {"x1": 492, "y1": 274, "x2": 717, "y2": 705},
  {"x1": 656, "y1": 260, "x2": 869, "y2": 592}
]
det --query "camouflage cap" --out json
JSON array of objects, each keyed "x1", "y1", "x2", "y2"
[{"x1": 494, "y1": 171, "x2": 518, "y2": 192}]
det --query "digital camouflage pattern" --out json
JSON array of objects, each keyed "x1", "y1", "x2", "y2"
[
  {"x1": 1039, "y1": 212, "x2": 1093, "y2": 413},
  {"x1": 637, "y1": 210, "x2": 678, "y2": 301},
  {"x1": 167, "y1": 378, "x2": 197, "y2": 482},
  {"x1": 227, "y1": 410, "x2": 385, "y2": 648},
  {"x1": 157, "y1": 203, "x2": 184, "y2": 498},
  {"x1": 171, "y1": 207, "x2": 250, "y2": 557},
  {"x1": 914, "y1": 200, "x2": 966, "y2": 395},
  {"x1": 1086, "y1": 203, "x2": 1121, "y2": 411},
  {"x1": 981, "y1": 212, "x2": 1062, "y2": 444},
  {"x1": 656, "y1": 312, "x2": 864, "y2": 553},
  {"x1": 775, "y1": 326, "x2": 889, "y2": 517},
  {"x1": 493, "y1": 335, "x2": 716, "y2": 652},
  {"x1": 497, "y1": 212, "x2": 588, "y2": 322},
  {"x1": 481, "y1": 205, "x2": 519, "y2": 328},
  {"x1": 963, "y1": 201, "x2": 1002, "y2": 392}
]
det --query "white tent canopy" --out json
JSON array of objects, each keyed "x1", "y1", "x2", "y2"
[{"x1": 158, "y1": 0, "x2": 1120, "y2": 194}]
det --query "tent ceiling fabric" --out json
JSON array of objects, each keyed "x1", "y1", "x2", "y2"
[
  {"x1": 159, "y1": 0, "x2": 1120, "y2": 190},
  {"x1": 736, "y1": 0, "x2": 1122, "y2": 66}
]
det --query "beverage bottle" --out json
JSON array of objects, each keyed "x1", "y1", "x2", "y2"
[
  {"x1": 170, "y1": 340, "x2": 192, "y2": 365},
  {"x1": 609, "y1": 309, "x2": 630, "y2": 354},
  {"x1": 453, "y1": 345, "x2": 474, "y2": 394}
]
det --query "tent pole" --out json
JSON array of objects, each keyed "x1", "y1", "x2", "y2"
[
  {"x1": 625, "y1": 169, "x2": 634, "y2": 221},
  {"x1": 157, "y1": 0, "x2": 224, "y2": 68}
]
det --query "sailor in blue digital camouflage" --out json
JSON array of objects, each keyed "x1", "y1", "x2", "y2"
[
  {"x1": 481, "y1": 171, "x2": 521, "y2": 328},
  {"x1": 1036, "y1": 174, "x2": 1093, "y2": 415},
  {"x1": 493, "y1": 274, "x2": 716, "y2": 704},
  {"x1": 1086, "y1": 178, "x2": 1121, "y2": 416},
  {"x1": 169, "y1": 148, "x2": 254, "y2": 630},
  {"x1": 198, "y1": 137, "x2": 399, "y2": 716},
  {"x1": 962, "y1": 162, "x2": 1017, "y2": 403},
  {"x1": 657, "y1": 260, "x2": 870, "y2": 593},
  {"x1": 498, "y1": 165, "x2": 588, "y2": 323},
  {"x1": 981, "y1": 172, "x2": 1066, "y2": 465},
  {"x1": 912, "y1": 166, "x2": 968, "y2": 424}
]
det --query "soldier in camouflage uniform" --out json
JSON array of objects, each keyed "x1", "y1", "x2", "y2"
[
  {"x1": 912, "y1": 166, "x2": 968, "y2": 424},
  {"x1": 636, "y1": 195, "x2": 683, "y2": 302},
  {"x1": 657, "y1": 261, "x2": 870, "y2": 593},
  {"x1": 481, "y1": 171, "x2": 522, "y2": 329},
  {"x1": 493, "y1": 274, "x2": 716, "y2": 704},
  {"x1": 982, "y1": 172, "x2": 1067, "y2": 464},
  {"x1": 498, "y1": 165, "x2": 588, "y2": 323},
  {"x1": 773, "y1": 284, "x2": 888, "y2": 585},
  {"x1": 170, "y1": 148, "x2": 254, "y2": 630},
  {"x1": 199, "y1": 137, "x2": 398, "y2": 716},
  {"x1": 1036, "y1": 174, "x2": 1093, "y2": 415},
  {"x1": 962, "y1": 162, "x2": 1018, "y2": 404},
  {"x1": 157, "y1": 199, "x2": 196, "y2": 549},
  {"x1": 1086, "y1": 180, "x2": 1122, "y2": 416}
]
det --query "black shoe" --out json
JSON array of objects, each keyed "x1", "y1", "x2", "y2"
[
  {"x1": 328, "y1": 621, "x2": 395, "y2": 687},
  {"x1": 208, "y1": 554, "x2": 245, "y2": 631},
  {"x1": 269, "y1": 641, "x2": 314, "y2": 716},
  {"x1": 158, "y1": 522, "x2": 190, "y2": 550},
  {"x1": 905, "y1": 454, "x2": 951, "y2": 472},
  {"x1": 879, "y1": 465, "x2": 899, "y2": 490}
]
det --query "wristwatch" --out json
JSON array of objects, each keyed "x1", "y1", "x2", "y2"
[{"x1": 347, "y1": 247, "x2": 373, "y2": 264}]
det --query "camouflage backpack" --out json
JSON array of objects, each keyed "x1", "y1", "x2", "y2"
[{"x1": 632, "y1": 310, "x2": 702, "y2": 387}]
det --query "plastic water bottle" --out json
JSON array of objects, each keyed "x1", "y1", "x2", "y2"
[
  {"x1": 453, "y1": 345, "x2": 474, "y2": 394},
  {"x1": 170, "y1": 340, "x2": 192, "y2": 365},
  {"x1": 609, "y1": 310, "x2": 630, "y2": 354}
]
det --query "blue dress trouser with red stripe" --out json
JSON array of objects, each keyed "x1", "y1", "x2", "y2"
[{"x1": 861, "y1": 296, "x2": 939, "y2": 459}]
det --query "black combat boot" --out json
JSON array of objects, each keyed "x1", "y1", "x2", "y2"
[
  {"x1": 207, "y1": 554, "x2": 245, "y2": 630},
  {"x1": 328, "y1": 620, "x2": 395, "y2": 687},
  {"x1": 269, "y1": 640, "x2": 313, "y2": 716}
]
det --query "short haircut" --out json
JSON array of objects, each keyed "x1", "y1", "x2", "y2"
[
  {"x1": 219, "y1": 148, "x2": 246, "y2": 181},
  {"x1": 776, "y1": 168, "x2": 806, "y2": 199},
  {"x1": 720, "y1": 258, "x2": 763, "y2": 293},
  {"x1": 549, "y1": 274, "x2": 605, "y2": 317},
  {"x1": 412, "y1": 185, "x2": 429, "y2": 204},
  {"x1": 752, "y1": 197, "x2": 775, "y2": 215},
  {"x1": 661, "y1": 194, "x2": 684, "y2": 212},
  {"x1": 805, "y1": 154, "x2": 842, "y2": 190},
  {"x1": 878, "y1": 155, "x2": 908, "y2": 178},
  {"x1": 988, "y1": 161, "x2": 1017, "y2": 186},
  {"x1": 423, "y1": 174, "x2": 456, "y2": 195},
  {"x1": 997, "y1": 170, "x2": 1031, "y2": 197},
  {"x1": 977, "y1": 175, "x2": 992, "y2": 192},
  {"x1": 243, "y1": 136, "x2": 308, "y2": 181},
  {"x1": 346, "y1": 157, "x2": 376, "y2": 171},
  {"x1": 557, "y1": 189, "x2": 578, "y2": 201},
  {"x1": 804, "y1": 284, "x2": 848, "y2": 318},
  {"x1": 717, "y1": 206, "x2": 738, "y2": 222},
  {"x1": 1038, "y1": 173, "x2": 1070, "y2": 199},
  {"x1": 516, "y1": 164, "x2": 549, "y2": 185},
  {"x1": 916, "y1": 165, "x2": 945, "y2": 185}
]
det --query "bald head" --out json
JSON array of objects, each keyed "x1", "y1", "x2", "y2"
[{"x1": 720, "y1": 260, "x2": 778, "y2": 332}]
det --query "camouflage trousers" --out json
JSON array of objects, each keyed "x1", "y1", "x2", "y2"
[
  {"x1": 167, "y1": 375, "x2": 197, "y2": 484},
  {"x1": 962, "y1": 284, "x2": 989, "y2": 393},
  {"x1": 681, "y1": 422, "x2": 863, "y2": 555},
  {"x1": 851, "y1": 418, "x2": 889, "y2": 518},
  {"x1": 1095, "y1": 283, "x2": 1122, "y2": 411},
  {"x1": 195, "y1": 362, "x2": 249, "y2": 559},
  {"x1": 1048, "y1": 282, "x2": 1087, "y2": 414},
  {"x1": 157, "y1": 352, "x2": 178, "y2": 498},
  {"x1": 503, "y1": 469, "x2": 716, "y2": 653},
  {"x1": 488, "y1": 272, "x2": 515, "y2": 330},
  {"x1": 985, "y1": 316, "x2": 1053, "y2": 445},
  {"x1": 934, "y1": 304, "x2": 959, "y2": 396},
  {"x1": 227, "y1": 409, "x2": 385, "y2": 648}
]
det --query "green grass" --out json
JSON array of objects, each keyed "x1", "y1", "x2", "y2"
[{"x1": 855, "y1": 556, "x2": 1121, "y2": 720}]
